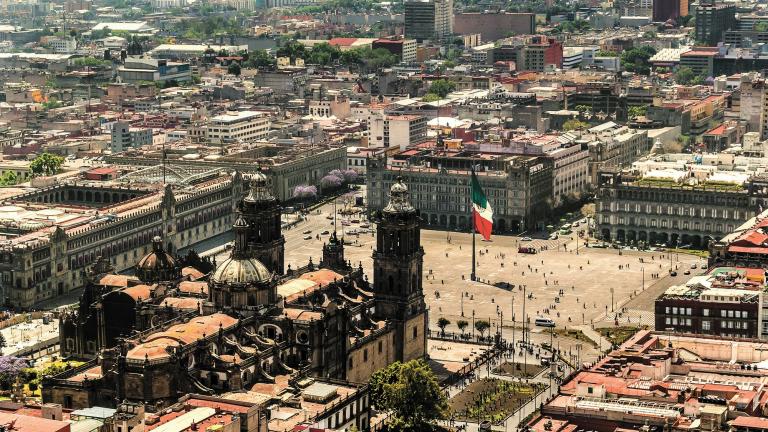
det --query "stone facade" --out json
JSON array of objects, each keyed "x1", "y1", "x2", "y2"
[
  {"x1": 596, "y1": 170, "x2": 768, "y2": 247},
  {"x1": 44, "y1": 177, "x2": 428, "y2": 423}
]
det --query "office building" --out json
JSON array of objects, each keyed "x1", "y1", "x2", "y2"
[
  {"x1": 110, "y1": 121, "x2": 152, "y2": 152},
  {"x1": 652, "y1": 0, "x2": 688, "y2": 22},
  {"x1": 371, "y1": 38, "x2": 417, "y2": 63},
  {"x1": 453, "y1": 12, "x2": 535, "y2": 42},
  {"x1": 117, "y1": 58, "x2": 191, "y2": 84},
  {"x1": 404, "y1": 0, "x2": 453, "y2": 42},
  {"x1": 695, "y1": 3, "x2": 736, "y2": 45}
]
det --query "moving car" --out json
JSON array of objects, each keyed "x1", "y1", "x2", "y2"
[
  {"x1": 521, "y1": 236, "x2": 533, "y2": 241},
  {"x1": 302, "y1": 230, "x2": 312, "y2": 234},
  {"x1": 303, "y1": 235, "x2": 312, "y2": 240}
]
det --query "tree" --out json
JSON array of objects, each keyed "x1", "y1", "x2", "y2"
[
  {"x1": 245, "y1": 49, "x2": 275, "y2": 68},
  {"x1": 674, "y1": 66, "x2": 703, "y2": 85},
  {"x1": 437, "y1": 317, "x2": 450, "y2": 336},
  {"x1": 620, "y1": 46, "x2": 656, "y2": 75},
  {"x1": 341, "y1": 169, "x2": 358, "y2": 183},
  {"x1": 275, "y1": 40, "x2": 307, "y2": 61},
  {"x1": 422, "y1": 93, "x2": 441, "y2": 102},
  {"x1": 292, "y1": 185, "x2": 317, "y2": 199},
  {"x1": 0, "y1": 171, "x2": 17, "y2": 186},
  {"x1": 595, "y1": 49, "x2": 617, "y2": 57},
  {"x1": 457, "y1": 319, "x2": 468, "y2": 335},
  {"x1": 369, "y1": 360, "x2": 447, "y2": 431},
  {"x1": 29, "y1": 153, "x2": 65, "y2": 177},
  {"x1": 475, "y1": 320, "x2": 490, "y2": 338},
  {"x1": 227, "y1": 61, "x2": 241, "y2": 76},
  {"x1": 563, "y1": 119, "x2": 590, "y2": 131},
  {"x1": 0, "y1": 333, "x2": 6, "y2": 355},
  {"x1": 0, "y1": 357, "x2": 27, "y2": 390},
  {"x1": 574, "y1": 104, "x2": 591, "y2": 113},
  {"x1": 628, "y1": 105, "x2": 648, "y2": 119},
  {"x1": 320, "y1": 174, "x2": 343, "y2": 189},
  {"x1": 428, "y1": 79, "x2": 456, "y2": 98}
]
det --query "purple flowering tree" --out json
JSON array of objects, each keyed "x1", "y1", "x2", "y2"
[
  {"x1": 0, "y1": 356, "x2": 28, "y2": 389},
  {"x1": 293, "y1": 185, "x2": 317, "y2": 199},
  {"x1": 342, "y1": 169, "x2": 358, "y2": 183},
  {"x1": 320, "y1": 174, "x2": 343, "y2": 189}
]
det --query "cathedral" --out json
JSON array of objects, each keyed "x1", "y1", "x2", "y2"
[{"x1": 44, "y1": 173, "x2": 428, "y2": 414}]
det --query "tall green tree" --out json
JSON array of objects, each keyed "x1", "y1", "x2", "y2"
[
  {"x1": 620, "y1": 46, "x2": 656, "y2": 75},
  {"x1": 369, "y1": 360, "x2": 447, "y2": 431},
  {"x1": 428, "y1": 79, "x2": 456, "y2": 98},
  {"x1": 29, "y1": 153, "x2": 64, "y2": 177}
]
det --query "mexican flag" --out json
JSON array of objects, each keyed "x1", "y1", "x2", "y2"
[{"x1": 471, "y1": 169, "x2": 493, "y2": 240}]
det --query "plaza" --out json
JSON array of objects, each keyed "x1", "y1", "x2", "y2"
[{"x1": 258, "y1": 196, "x2": 700, "y2": 339}]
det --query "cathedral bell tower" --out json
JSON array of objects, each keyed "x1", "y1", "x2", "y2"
[
  {"x1": 372, "y1": 177, "x2": 427, "y2": 362},
  {"x1": 237, "y1": 170, "x2": 285, "y2": 275}
]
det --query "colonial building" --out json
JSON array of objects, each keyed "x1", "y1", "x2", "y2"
[
  {"x1": 367, "y1": 151, "x2": 554, "y2": 233},
  {"x1": 44, "y1": 176, "x2": 428, "y2": 428},
  {"x1": 595, "y1": 169, "x2": 768, "y2": 248}
]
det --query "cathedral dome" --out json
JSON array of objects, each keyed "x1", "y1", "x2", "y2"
[
  {"x1": 211, "y1": 256, "x2": 272, "y2": 285},
  {"x1": 136, "y1": 236, "x2": 177, "y2": 282}
]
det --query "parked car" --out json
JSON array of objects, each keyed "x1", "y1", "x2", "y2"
[
  {"x1": 303, "y1": 235, "x2": 312, "y2": 240},
  {"x1": 302, "y1": 230, "x2": 312, "y2": 234},
  {"x1": 521, "y1": 236, "x2": 533, "y2": 241}
]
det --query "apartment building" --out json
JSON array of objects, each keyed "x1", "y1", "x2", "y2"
[
  {"x1": 367, "y1": 113, "x2": 427, "y2": 150},
  {"x1": 206, "y1": 111, "x2": 271, "y2": 145}
]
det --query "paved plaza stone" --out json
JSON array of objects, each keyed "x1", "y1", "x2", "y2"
[{"x1": 271, "y1": 201, "x2": 701, "y2": 337}]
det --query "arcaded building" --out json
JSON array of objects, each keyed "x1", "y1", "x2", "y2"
[{"x1": 44, "y1": 175, "x2": 428, "y2": 430}]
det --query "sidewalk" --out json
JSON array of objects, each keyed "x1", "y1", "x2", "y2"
[{"x1": 573, "y1": 325, "x2": 612, "y2": 353}]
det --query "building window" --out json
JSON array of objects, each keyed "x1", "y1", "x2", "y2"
[
  {"x1": 702, "y1": 320, "x2": 711, "y2": 331},
  {"x1": 348, "y1": 358, "x2": 353, "y2": 369},
  {"x1": 413, "y1": 326, "x2": 418, "y2": 340},
  {"x1": 378, "y1": 341, "x2": 383, "y2": 353},
  {"x1": 703, "y1": 309, "x2": 709, "y2": 316}
]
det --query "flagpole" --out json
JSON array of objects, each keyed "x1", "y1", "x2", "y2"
[
  {"x1": 471, "y1": 165, "x2": 476, "y2": 282},
  {"x1": 471, "y1": 214, "x2": 476, "y2": 281}
]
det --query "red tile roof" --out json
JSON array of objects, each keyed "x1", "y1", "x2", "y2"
[
  {"x1": 0, "y1": 412, "x2": 70, "y2": 432},
  {"x1": 731, "y1": 416, "x2": 768, "y2": 428},
  {"x1": 328, "y1": 38, "x2": 357, "y2": 47}
]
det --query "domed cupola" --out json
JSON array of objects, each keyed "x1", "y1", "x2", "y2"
[
  {"x1": 208, "y1": 215, "x2": 278, "y2": 315},
  {"x1": 135, "y1": 236, "x2": 179, "y2": 282}
]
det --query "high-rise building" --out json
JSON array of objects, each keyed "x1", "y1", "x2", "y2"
[
  {"x1": 695, "y1": 2, "x2": 736, "y2": 45},
  {"x1": 738, "y1": 72, "x2": 768, "y2": 139},
  {"x1": 404, "y1": 0, "x2": 453, "y2": 42},
  {"x1": 652, "y1": 0, "x2": 688, "y2": 22}
]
